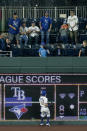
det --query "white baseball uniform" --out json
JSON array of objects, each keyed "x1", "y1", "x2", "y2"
[{"x1": 39, "y1": 96, "x2": 50, "y2": 118}]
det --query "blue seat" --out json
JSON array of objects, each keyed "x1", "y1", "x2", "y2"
[{"x1": 79, "y1": 34, "x2": 87, "y2": 43}]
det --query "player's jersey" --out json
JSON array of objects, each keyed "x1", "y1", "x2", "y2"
[{"x1": 39, "y1": 96, "x2": 48, "y2": 108}]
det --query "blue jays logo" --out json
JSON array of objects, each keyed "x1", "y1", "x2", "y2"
[
  {"x1": 9, "y1": 104, "x2": 28, "y2": 119},
  {"x1": 13, "y1": 21, "x2": 19, "y2": 27}
]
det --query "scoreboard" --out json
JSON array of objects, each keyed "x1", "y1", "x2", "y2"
[{"x1": 0, "y1": 74, "x2": 87, "y2": 121}]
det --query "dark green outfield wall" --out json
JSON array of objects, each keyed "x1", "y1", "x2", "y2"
[
  {"x1": 0, "y1": 57, "x2": 87, "y2": 125},
  {"x1": 0, "y1": 57, "x2": 87, "y2": 73}
]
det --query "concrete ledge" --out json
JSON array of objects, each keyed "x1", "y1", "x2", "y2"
[{"x1": 0, "y1": 121, "x2": 87, "y2": 125}]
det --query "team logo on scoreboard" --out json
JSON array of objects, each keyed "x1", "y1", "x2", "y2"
[
  {"x1": 70, "y1": 104, "x2": 75, "y2": 110},
  {"x1": 68, "y1": 93, "x2": 75, "y2": 99},
  {"x1": 11, "y1": 87, "x2": 25, "y2": 100},
  {"x1": 59, "y1": 93, "x2": 66, "y2": 99},
  {"x1": 9, "y1": 104, "x2": 28, "y2": 119}
]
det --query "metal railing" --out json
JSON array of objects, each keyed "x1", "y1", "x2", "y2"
[
  {"x1": 0, "y1": 6, "x2": 87, "y2": 32},
  {"x1": 0, "y1": 51, "x2": 12, "y2": 57}
]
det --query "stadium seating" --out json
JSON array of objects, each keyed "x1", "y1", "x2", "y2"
[
  {"x1": 2, "y1": 17, "x2": 87, "y2": 57},
  {"x1": 9, "y1": 43, "x2": 81, "y2": 57}
]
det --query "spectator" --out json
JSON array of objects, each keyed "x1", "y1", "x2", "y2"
[
  {"x1": 39, "y1": 43, "x2": 50, "y2": 57},
  {"x1": 79, "y1": 40, "x2": 87, "y2": 57},
  {"x1": 28, "y1": 21, "x2": 40, "y2": 46},
  {"x1": 20, "y1": 22, "x2": 28, "y2": 48},
  {"x1": 40, "y1": 11, "x2": 52, "y2": 45},
  {"x1": 67, "y1": 10, "x2": 78, "y2": 44},
  {"x1": 8, "y1": 12, "x2": 21, "y2": 48},
  {"x1": 0, "y1": 34, "x2": 6, "y2": 51},
  {"x1": 53, "y1": 44, "x2": 62, "y2": 56},
  {"x1": 86, "y1": 25, "x2": 87, "y2": 30},
  {"x1": 59, "y1": 21, "x2": 69, "y2": 44},
  {"x1": 85, "y1": 21, "x2": 87, "y2": 33},
  {"x1": 5, "y1": 38, "x2": 11, "y2": 51}
]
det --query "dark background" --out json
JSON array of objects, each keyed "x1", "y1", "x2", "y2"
[
  {"x1": 0, "y1": 0, "x2": 87, "y2": 6},
  {"x1": 5, "y1": 85, "x2": 54, "y2": 120},
  {"x1": 79, "y1": 85, "x2": 87, "y2": 101},
  {"x1": 56, "y1": 85, "x2": 78, "y2": 119}
]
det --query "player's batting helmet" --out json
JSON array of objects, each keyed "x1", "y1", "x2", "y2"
[{"x1": 41, "y1": 90, "x2": 46, "y2": 96}]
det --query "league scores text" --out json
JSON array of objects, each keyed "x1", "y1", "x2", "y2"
[{"x1": 0, "y1": 74, "x2": 87, "y2": 121}]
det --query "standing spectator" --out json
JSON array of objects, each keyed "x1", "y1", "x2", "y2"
[
  {"x1": 28, "y1": 21, "x2": 40, "y2": 46},
  {"x1": 67, "y1": 10, "x2": 78, "y2": 44},
  {"x1": 79, "y1": 40, "x2": 87, "y2": 57},
  {"x1": 20, "y1": 22, "x2": 28, "y2": 48},
  {"x1": 8, "y1": 12, "x2": 21, "y2": 48},
  {"x1": 59, "y1": 21, "x2": 69, "y2": 44},
  {"x1": 40, "y1": 11, "x2": 52, "y2": 45}
]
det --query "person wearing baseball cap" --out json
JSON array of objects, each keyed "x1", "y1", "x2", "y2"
[
  {"x1": 8, "y1": 12, "x2": 21, "y2": 48},
  {"x1": 28, "y1": 20, "x2": 40, "y2": 46},
  {"x1": 39, "y1": 89, "x2": 50, "y2": 126}
]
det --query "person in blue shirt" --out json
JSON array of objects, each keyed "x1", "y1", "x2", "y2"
[
  {"x1": 8, "y1": 12, "x2": 21, "y2": 48},
  {"x1": 40, "y1": 11, "x2": 52, "y2": 45},
  {"x1": 39, "y1": 43, "x2": 50, "y2": 57}
]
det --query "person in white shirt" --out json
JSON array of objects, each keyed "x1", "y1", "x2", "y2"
[
  {"x1": 39, "y1": 89, "x2": 50, "y2": 126},
  {"x1": 20, "y1": 22, "x2": 28, "y2": 48},
  {"x1": 28, "y1": 21, "x2": 40, "y2": 46},
  {"x1": 67, "y1": 10, "x2": 78, "y2": 44}
]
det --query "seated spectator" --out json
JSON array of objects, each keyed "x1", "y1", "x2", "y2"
[
  {"x1": 0, "y1": 34, "x2": 6, "y2": 51},
  {"x1": 53, "y1": 44, "x2": 62, "y2": 56},
  {"x1": 40, "y1": 11, "x2": 52, "y2": 45},
  {"x1": 85, "y1": 21, "x2": 87, "y2": 33},
  {"x1": 79, "y1": 40, "x2": 87, "y2": 57},
  {"x1": 59, "y1": 21, "x2": 69, "y2": 44},
  {"x1": 28, "y1": 21, "x2": 40, "y2": 46},
  {"x1": 5, "y1": 38, "x2": 11, "y2": 51},
  {"x1": 20, "y1": 22, "x2": 28, "y2": 48},
  {"x1": 39, "y1": 43, "x2": 50, "y2": 57},
  {"x1": 8, "y1": 12, "x2": 21, "y2": 48}
]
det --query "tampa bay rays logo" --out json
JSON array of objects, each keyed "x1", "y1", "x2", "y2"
[
  {"x1": 9, "y1": 104, "x2": 28, "y2": 119},
  {"x1": 11, "y1": 87, "x2": 25, "y2": 100}
]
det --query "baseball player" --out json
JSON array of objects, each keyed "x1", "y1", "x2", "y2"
[{"x1": 39, "y1": 90, "x2": 50, "y2": 126}]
